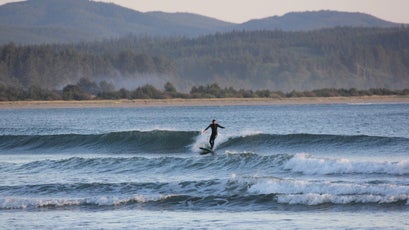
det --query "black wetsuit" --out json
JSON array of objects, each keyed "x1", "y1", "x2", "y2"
[{"x1": 204, "y1": 123, "x2": 225, "y2": 149}]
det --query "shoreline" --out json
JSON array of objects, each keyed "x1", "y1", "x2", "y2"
[{"x1": 0, "y1": 95, "x2": 408, "y2": 109}]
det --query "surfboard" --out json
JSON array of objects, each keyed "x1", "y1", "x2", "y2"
[{"x1": 199, "y1": 147, "x2": 214, "y2": 155}]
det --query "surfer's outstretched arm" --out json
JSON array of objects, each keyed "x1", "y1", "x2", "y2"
[{"x1": 202, "y1": 124, "x2": 211, "y2": 133}]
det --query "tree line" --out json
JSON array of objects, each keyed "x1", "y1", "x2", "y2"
[
  {"x1": 1, "y1": 80, "x2": 407, "y2": 101},
  {"x1": 0, "y1": 27, "x2": 408, "y2": 93}
]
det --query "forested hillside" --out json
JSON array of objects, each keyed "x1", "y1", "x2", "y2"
[
  {"x1": 0, "y1": 0, "x2": 233, "y2": 44},
  {"x1": 237, "y1": 11, "x2": 396, "y2": 31},
  {"x1": 0, "y1": 0, "x2": 401, "y2": 45},
  {"x1": 1, "y1": 27, "x2": 408, "y2": 93}
]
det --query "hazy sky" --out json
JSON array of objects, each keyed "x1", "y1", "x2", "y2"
[{"x1": 1, "y1": 0, "x2": 408, "y2": 24}]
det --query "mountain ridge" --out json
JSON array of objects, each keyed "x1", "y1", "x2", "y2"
[
  {"x1": 238, "y1": 10, "x2": 397, "y2": 31},
  {"x1": 0, "y1": 0, "x2": 403, "y2": 45}
]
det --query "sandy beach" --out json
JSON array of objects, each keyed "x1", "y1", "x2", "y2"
[{"x1": 0, "y1": 96, "x2": 408, "y2": 109}]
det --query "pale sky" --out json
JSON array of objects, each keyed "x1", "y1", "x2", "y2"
[{"x1": 1, "y1": 0, "x2": 409, "y2": 24}]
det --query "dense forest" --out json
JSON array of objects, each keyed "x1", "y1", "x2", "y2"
[{"x1": 1, "y1": 27, "x2": 409, "y2": 94}]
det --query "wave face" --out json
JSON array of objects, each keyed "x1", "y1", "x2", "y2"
[
  {"x1": 1, "y1": 131, "x2": 408, "y2": 155},
  {"x1": 1, "y1": 174, "x2": 408, "y2": 210},
  {"x1": 220, "y1": 133, "x2": 409, "y2": 154},
  {"x1": 0, "y1": 130, "x2": 199, "y2": 154},
  {"x1": 2, "y1": 103, "x2": 409, "y2": 229},
  {"x1": 1, "y1": 180, "x2": 408, "y2": 211},
  {"x1": 2, "y1": 129, "x2": 408, "y2": 211},
  {"x1": 1, "y1": 152, "x2": 408, "y2": 211}
]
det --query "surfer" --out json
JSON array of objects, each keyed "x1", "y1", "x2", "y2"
[{"x1": 202, "y1": 119, "x2": 225, "y2": 150}]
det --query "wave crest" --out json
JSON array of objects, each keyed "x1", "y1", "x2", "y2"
[
  {"x1": 284, "y1": 153, "x2": 409, "y2": 175},
  {"x1": 1, "y1": 131, "x2": 408, "y2": 158}
]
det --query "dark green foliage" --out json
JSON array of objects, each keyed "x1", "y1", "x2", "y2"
[
  {"x1": 113, "y1": 51, "x2": 157, "y2": 74},
  {"x1": 0, "y1": 42, "x2": 172, "y2": 89},
  {"x1": 0, "y1": 83, "x2": 60, "y2": 100},
  {"x1": 62, "y1": 84, "x2": 90, "y2": 100},
  {"x1": 131, "y1": 84, "x2": 165, "y2": 99},
  {"x1": 0, "y1": 80, "x2": 408, "y2": 101},
  {"x1": 0, "y1": 27, "x2": 409, "y2": 93}
]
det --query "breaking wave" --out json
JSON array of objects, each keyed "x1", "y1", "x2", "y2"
[
  {"x1": 1, "y1": 176, "x2": 408, "y2": 210},
  {"x1": 1, "y1": 130, "x2": 408, "y2": 154}
]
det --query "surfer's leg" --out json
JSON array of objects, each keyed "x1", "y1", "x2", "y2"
[
  {"x1": 209, "y1": 137, "x2": 214, "y2": 149},
  {"x1": 209, "y1": 134, "x2": 216, "y2": 149}
]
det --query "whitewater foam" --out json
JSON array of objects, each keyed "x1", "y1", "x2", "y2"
[
  {"x1": 0, "y1": 194, "x2": 178, "y2": 210},
  {"x1": 284, "y1": 153, "x2": 409, "y2": 175},
  {"x1": 276, "y1": 194, "x2": 408, "y2": 205},
  {"x1": 247, "y1": 177, "x2": 409, "y2": 205}
]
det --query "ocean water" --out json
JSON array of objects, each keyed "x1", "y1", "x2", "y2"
[{"x1": 0, "y1": 103, "x2": 408, "y2": 229}]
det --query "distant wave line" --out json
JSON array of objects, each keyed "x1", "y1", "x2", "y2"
[{"x1": 0, "y1": 131, "x2": 408, "y2": 154}]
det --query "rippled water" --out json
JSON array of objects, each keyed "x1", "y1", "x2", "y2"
[{"x1": 1, "y1": 103, "x2": 408, "y2": 229}]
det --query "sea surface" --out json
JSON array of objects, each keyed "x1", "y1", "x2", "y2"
[{"x1": 0, "y1": 103, "x2": 408, "y2": 229}]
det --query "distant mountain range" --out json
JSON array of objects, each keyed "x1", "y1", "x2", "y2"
[
  {"x1": 0, "y1": 0, "x2": 403, "y2": 44},
  {"x1": 237, "y1": 11, "x2": 397, "y2": 31}
]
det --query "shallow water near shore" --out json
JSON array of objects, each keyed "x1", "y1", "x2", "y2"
[
  {"x1": 3, "y1": 209, "x2": 408, "y2": 229},
  {"x1": 1, "y1": 103, "x2": 408, "y2": 229}
]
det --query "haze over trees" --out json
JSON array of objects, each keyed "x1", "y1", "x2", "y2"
[
  {"x1": 1, "y1": 27, "x2": 408, "y2": 94},
  {"x1": 0, "y1": 0, "x2": 408, "y2": 100}
]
